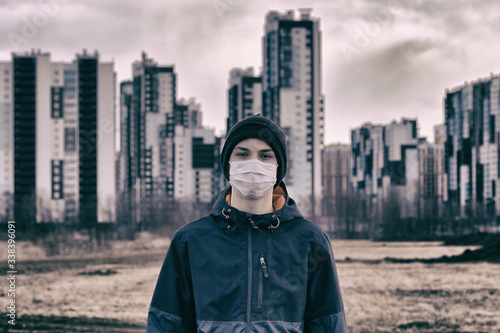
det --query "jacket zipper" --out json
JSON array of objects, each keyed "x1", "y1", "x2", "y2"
[
  {"x1": 257, "y1": 256, "x2": 269, "y2": 310},
  {"x1": 246, "y1": 225, "x2": 252, "y2": 333},
  {"x1": 260, "y1": 256, "x2": 269, "y2": 278}
]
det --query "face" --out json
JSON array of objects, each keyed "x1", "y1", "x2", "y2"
[{"x1": 229, "y1": 138, "x2": 278, "y2": 166}]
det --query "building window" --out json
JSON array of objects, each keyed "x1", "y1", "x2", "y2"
[
  {"x1": 51, "y1": 87, "x2": 64, "y2": 118},
  {"x1": 51, "y1": 160, "x2": 64, "y2": 200},
  {"x1": 65, "y1": 128, "x2": 76, "y2": 152}
]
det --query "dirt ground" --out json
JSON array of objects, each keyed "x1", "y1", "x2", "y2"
[{"x1": 1, "y1": 237, "x2": 499, "y2": 332}]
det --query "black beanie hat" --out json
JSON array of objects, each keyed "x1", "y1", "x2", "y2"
[{"x1": 221, "y1": 114, "x2": 287, "y2": 187}]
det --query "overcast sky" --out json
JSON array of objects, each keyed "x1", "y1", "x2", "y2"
[{"x1": 2, "y1": 0, "x2": 500, "y2": 144}]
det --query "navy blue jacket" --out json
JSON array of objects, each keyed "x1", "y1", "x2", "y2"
[{"x1": 147, "y1": 185, "x2": 347, "y2": 332}]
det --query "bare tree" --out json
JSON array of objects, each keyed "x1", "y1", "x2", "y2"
[
  {"x1": 0, "y1": 191, "x2": 13, "y2": 223},
  {"x1": 381, "y1": 189, "x2": 402, "y2": 240},
  {"x1": 115, "y1": 192, "x2": 136, "y2": 240},
  {"x1": 37, "y1": 194, "x2": 53, "y2": 223},
  {"x1": 16, "y1": 190, "x2": 36, "y2": 235}
]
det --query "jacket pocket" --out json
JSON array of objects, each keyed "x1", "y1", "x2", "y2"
[{"x1": 257, "y1": 255, "x2": 269, "y2": 310}]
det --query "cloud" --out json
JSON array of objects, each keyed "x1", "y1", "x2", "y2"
[
  {"x1": 1, "y1": 0, "x2": 500, "y2": 144},
  {"x1": 333, "y1": 39, "x2": 434, "y2": 112},
  {"x1": 323, "y1": 0, "x2": 500, "y2": 142}
]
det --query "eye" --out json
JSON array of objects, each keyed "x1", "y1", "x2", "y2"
[
  {"x1": 260, "y1": 153, "x2": 272, "y2": 159},
  {"x1": 236, "y1": 152, "x2": 248, "y2": 157}
]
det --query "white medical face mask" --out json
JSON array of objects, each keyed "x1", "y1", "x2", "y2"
[{"x1": 229, "y1": 159, "x2": 278, "y2": 200}]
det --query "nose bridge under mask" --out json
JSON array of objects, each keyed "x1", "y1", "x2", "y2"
[{"x1": 229, "y1": 159, "x2": 278, "y2": 176}]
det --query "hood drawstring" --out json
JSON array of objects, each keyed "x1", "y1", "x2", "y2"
[
  {"x1": 222, "y1": 208, "x2": 231, "y2": 219},
  {"x1": 222, "y1": 207, "x2": 281, "y2": 231},
  {"x1": 268, "y1": 214, "x2": 280, "y2": 230},
  {"x1": 221, "y1": 208, "x2": 232, "y2": 229}
]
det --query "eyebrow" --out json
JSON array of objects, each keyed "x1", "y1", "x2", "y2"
[{"x1": 234, "y1": 146, "x2": 274, "y2": 153}]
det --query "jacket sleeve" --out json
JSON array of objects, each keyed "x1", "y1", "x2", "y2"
[
  {"x1": 304, "y1": 233, "x2": 348, "y2": 333},
  {"x1": 147, "y1": 232, "x2": 197, "y2": 333}
]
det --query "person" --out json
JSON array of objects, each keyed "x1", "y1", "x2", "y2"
[{"x1": 147, "y1": 114, "x2": 347, "y2": 332}]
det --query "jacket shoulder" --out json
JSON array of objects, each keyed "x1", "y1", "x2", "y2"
[
  {"x1": 289, "y1": 218, "x2": 332, "y2": 248},
  {"x1": 172, "y1": 216, "x2": 219, "y2": 243}
]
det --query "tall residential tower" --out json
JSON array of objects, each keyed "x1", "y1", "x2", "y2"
[
  {"x1": 262, "y1": 9, "x2": 324, "y2": 218},
  {"x1": 226, "y1": 67, "x2": 262, "y2": 131},
  {"x1": 351, "y1": 118, "x2": 419, "y2": 219},
  {"x1": 1, "y1": 49, "x2": 115, "y2": 228},
  {"x1": 444, "y1": 73, "x2": 500, "y2": 218},
  {"x1": 118, "y1": 53, "x2": 220, "y2": 229}
]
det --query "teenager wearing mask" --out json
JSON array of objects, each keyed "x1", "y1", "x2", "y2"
[{"x1": 147, "y1": 115, "x2": 347, "y2": 332}]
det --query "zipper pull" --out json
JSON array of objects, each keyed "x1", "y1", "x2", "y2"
[{"x1": 260, "y1": 256, "x2": 269, "y2": 279}]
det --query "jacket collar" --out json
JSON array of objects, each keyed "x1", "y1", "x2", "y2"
[
  {"x1": 210, "y1": 182, "x2": 303, "y2": 231},
  {"x1": 224, "y1": 185, "x2": 287, "y2": 212}
]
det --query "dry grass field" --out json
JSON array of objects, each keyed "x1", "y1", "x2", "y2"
[
  {"x1": 1, "y1": 235, "x2": 499, "y2": 332},
  {"x1": 333, "y1": 241, "x2": 499, "y2": 332}
]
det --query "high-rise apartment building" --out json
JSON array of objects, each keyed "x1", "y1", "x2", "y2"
[
  {"x1": 77, "y1": 50, "x2": 116, "y2": 226},
  {"x1": 351, "y1": 123, "x2": 386, "y2": 198},
  {"x1": 226, "y1": 67, "x2": 262, "y2": 131},
  {"x1": 322, "y1": 144, "x2": 351, "y2": 216},
  {"x1": 118, "y1": 54, "x2": 221, "y2": 228},
  {"x1": 0, "y1": 61, "x2": 13, "y2": 222},
  {"x1": 132, "y1": 52, "x2": 176, "y2": 201},
  {"x1": 173, "y1": 124, "x2": 217, "y2": 204},
  {"x1": 434, "y1": 124, "x2": 446, "y2": 145},
  {"x1": 262, "y1": 9, "x2": 324, "y2": 218},
  {"x1": 116, "y1": 81, "x2": 135, "y2": 226},
  {"x1": 121, "y1": 52, "x2": 177, "y2": 223},
  {"x1": 351, "y1": 118, "x2": 419, "y2": 218},
  {"x1": 418, "y1": 140, "x2": 447, "y2": 219},
  {"x1": 171, "y1": 97, "x2": 216, "y2": 204},
  {"x1": 1, "y1": 49, "x2": 115, "y2": 228},
  {"x1": 386, "y1": 119, "x2": 419, "y2": 217},
  {"x1": 444, "y1": 73, "x2": 500, "y2": 218}
]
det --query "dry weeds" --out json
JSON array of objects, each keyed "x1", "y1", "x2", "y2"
[{"x1": 0, "y1": 236, "x2": 498, "y2": 332}]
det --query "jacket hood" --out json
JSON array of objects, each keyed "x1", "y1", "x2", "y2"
[{"x1": 209, "y1": 182, "x2": 303, "y2": 231}]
